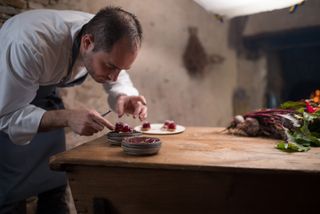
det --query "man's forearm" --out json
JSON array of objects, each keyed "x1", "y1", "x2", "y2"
[{"x1": 38, "y1": 109, "x2": 70, "y2": 132}]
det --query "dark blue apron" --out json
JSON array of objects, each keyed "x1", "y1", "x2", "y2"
[
  {"x1": 0, "y1": 86, "x2": 67, "y2": 206},
  {"x1": 0, "y1": 25, "x2": 88, "y2": 206}
]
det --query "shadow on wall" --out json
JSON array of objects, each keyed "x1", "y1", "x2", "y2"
[{"x1": 183, "y1": 26, "x2": 225, "y2": 79}]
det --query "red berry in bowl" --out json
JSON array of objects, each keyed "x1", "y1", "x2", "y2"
[
  {"x1": 122, "y1": 124, "x2": 132, "y2": 133},
  {"x1": 115, "y1": 122, "x2": 124, "y2": 132}
]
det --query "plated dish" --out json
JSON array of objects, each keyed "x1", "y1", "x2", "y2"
[
  {"x1": 134, "y1": 123, "x2": 186, "y2": 135},
  {"x1": 106, "y1": 122, "x2": 142, "y2": 146}
]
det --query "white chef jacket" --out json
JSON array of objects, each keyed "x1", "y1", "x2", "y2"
[{"x1": 0, "y1": 9, "x2": 139, "y2": 145}]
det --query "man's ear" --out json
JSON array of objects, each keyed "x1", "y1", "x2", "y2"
[{"x1": 81, "y1": 34, "x2": 95, "y2": 51}]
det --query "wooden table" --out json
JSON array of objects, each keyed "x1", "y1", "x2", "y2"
[{"x1": 50, "y1": 127, "x2": 320, "y2": 214}]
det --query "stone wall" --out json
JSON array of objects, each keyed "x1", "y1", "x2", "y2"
[
  {"x1": 243, "y1": 0, "x2": 320, "y2": 36},
  {"x1": 0, "y1": 0, "x2": 239, "y2": 147},
  {"x1": 0, "y1": 0, "x2": 25, "y2": 27},
  {"x1": 2, "y1": 0, "x2": 320, "y2": 146},
  {"x1": 0, "y1": 0, "x2": 86, "y2": 27},
  {"x1": 2, "y1": 1, "x2": 319, "y2": 212},
  {"x1": 0, "y1": 0, "x2": 64, "y2": 26},
  {"x1": 234, "y1": 0, "x2": 320, "y2": 114}
]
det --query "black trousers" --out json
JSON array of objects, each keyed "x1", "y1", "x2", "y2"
[{"x1": 0, "y1": 185, "x2": 69, "y2": 214}]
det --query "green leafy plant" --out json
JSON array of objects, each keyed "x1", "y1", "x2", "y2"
[{"x1": 228, "y1": 100, "x2": 320, "y2": 152}]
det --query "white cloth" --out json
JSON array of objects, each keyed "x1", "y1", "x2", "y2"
[{"x1": 0, "y1": 9, "x2": 139, "y2": 145}]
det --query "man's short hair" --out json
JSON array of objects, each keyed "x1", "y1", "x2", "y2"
[{"x1": 83, "y1": 6, "x2": 143, "y2": 52}]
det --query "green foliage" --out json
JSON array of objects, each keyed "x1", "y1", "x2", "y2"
[
  {"x1": 277, "y1": 111, "x2": 320, "y2": 152},
  {"x1": 276, "y1": 140, "x2": 310, "y2": 152},
  {"x1": 280, "y1": 101, "x2": 305, "y2": 110},
  {"x1": 230, "y1": 100, "x2": 320, "y2": 152}
]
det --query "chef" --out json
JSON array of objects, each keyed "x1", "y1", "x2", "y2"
[{"x1": 0, "y1": 6, "x2": 147, "y2": 213}]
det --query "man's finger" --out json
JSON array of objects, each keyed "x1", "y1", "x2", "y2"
[
  {"x1": 89, "y1": 119, "x2": 104, "y2": 131},
  {"x1": 138, "y1": 95, "x2": 147, "y2": 106},
  {"x1": 81, "y1": 127, "x2": 98, "y2": 136},
  {"x1": 129, "y1": 95, "x2": 147, "y2": 106},
  {"x1": 98, "y1": 117, "x2": 115, "y2": 130},
  {"x1": 133, "y1": 101, "x2": 143, "y2": 119},
  {"x1": 139, "y1": 106, "x2": 148, "y2": 121},
  {"x1": 91, "y1": 114, "x2": 115, "y2": 130},
  {"x1": 116, "y1": 96, "x2": 126, "y2": 118}
]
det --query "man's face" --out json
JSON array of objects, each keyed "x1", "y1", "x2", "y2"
[{"x1": 81, "y1": 36, "x2": 139, "y2": 83}]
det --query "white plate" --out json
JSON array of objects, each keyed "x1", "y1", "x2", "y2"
[{"x1": 134, "y1": 123, "x2": 186, "y2": 135}]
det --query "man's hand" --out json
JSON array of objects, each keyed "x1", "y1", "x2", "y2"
[
  {"x1": 67, "y1": 109, "x2": 114, "y2": 135},
  {"x1": 39, "y1": 109, "x2": 114, "y2": 136},
  {"x1": 116, "y1": 95, "x2": 148, "y2": 121}
]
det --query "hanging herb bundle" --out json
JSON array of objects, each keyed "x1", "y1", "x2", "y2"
[{"x1": 227, "y1": 100, "x2": 320, "y2": 152}]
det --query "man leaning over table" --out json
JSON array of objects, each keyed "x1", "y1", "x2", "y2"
[{"x1": 0, "y1": 6, "x2": 147, "y2": 213}]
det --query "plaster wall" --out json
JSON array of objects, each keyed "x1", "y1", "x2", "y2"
[
  {"x1": 234, "y1": 0, "x2": 320, "y2": 115},
  {"x1": 0, "y1": 0, "x2": 238, "y2": 147},
  {"x1": 56, "y1": 0, "x2": 238, "y2": 144},
  {"x1": 244, "y1": 0, "x2": 320, "y2": 36}
]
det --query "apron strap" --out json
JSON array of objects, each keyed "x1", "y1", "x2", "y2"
[{"x1": 57, "y1": 24, "x2": 87, "y2": 87}]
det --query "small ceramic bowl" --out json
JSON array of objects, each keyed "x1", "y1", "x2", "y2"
[
  {"x1": 121, "y1": 137, "x2": 161, "y2": 156},
  {"x1": 106, "y1": 130, "x2": 142, "y2": 146}
]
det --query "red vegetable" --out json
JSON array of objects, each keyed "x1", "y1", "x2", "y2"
[{"x1": 305, "y1": 101, "x2": 316, "y2": 113}]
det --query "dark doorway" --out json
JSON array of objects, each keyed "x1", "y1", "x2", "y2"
[
  {"x1": 279, "y1": 45, "x2": 320, "y2": 101},
  {"x1": 244, "y1": 26, "x2": 320, "y2": 107}
]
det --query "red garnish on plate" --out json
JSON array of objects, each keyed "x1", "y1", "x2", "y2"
[
  {"x1": 141, "y1": 121, "x2": 151, "y2": 131},
  {"x1": 162, "y1": 120, "x2": 176, "y2": 131},
  {"x1": 167, "y1": 122, "x2": 176, "y2": 131}
]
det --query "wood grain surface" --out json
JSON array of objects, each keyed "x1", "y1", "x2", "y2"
[
  {"x1": 49, "y1": 127, "x2": 320, "y2": 214},
  {"x1": 50, "y1": 127, "x2": 320, "y2": 174}
]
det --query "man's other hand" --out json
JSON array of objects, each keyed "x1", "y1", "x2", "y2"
[{"x1": 116, "y1": 95, "x2": 148, "y2": 121}]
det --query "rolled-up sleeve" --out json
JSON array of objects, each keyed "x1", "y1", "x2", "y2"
[
  {"x1": 103, "y1": 70, "x2": 139, "y2": 111},
  {"x1": 0, "y1": 42, "x2": 46, "y2": 145},
  {"x1": 0, "y1": 106, "x2": 46, "y2": 145}
]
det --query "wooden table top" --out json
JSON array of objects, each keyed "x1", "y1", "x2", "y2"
[{"x1": 50, "y1": 127, "x2": 320, "y2": 174}]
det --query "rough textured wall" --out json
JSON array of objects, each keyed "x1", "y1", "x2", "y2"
[
  {"x1": 233, "y1": 0, "x2": 320, "y2": 115},
  {"x1": 243, "y1": 0, "x2": 320, "y2": 36},
  {"x1": 0, "y1": 0, "x2": 69, "y2": 26},
  {"x1": 60, "y1": 0, "x2": 237, "y2": 128},
  {"x1": 0, "y1": 0, "x2": 238, "y2": 146}
]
